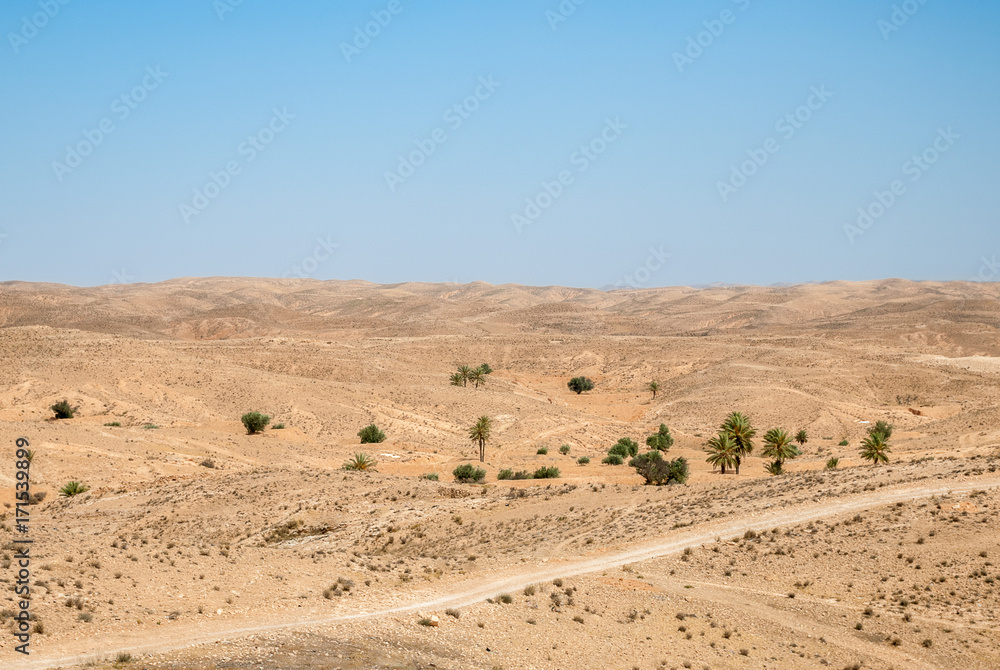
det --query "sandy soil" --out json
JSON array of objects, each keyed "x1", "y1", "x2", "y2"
[{"x1": 1, "y1": 278, "x2": 999, "y2": 669}]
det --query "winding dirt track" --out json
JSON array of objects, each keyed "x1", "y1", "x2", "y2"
[{"x1": 15, "y1": 474, "x2": 1000, "y2": 670}]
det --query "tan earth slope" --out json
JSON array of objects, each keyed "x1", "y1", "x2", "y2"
[{"x1": 0, "y1": 278, "x2": 998, "y2": 669}]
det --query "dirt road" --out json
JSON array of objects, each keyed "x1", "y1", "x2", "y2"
[{"x1": 13, "y1": 474, "x2": 1000, "y2": 670}]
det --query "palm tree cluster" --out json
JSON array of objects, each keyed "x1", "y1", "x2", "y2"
[
  {"x1": 704, "y1": 413, "x2": 806, "y2": 476},
  {"x1": 860, "y1": 421, "x2": 892, "y2": 465},
  {"x1": 704, "y1": 412, "x2": 756, "y2": 475},
  {"x1": 451, "y1": 363, "x2": 493, "y2": 388}
]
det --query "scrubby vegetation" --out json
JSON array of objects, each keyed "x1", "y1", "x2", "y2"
[
  {"x1": 453, "y1": 464, "x2": 486, "y2": 483},
  {"x1": 646, "y1": 423, "x2": 674, "y2": 451},
  {"x1": 609, "y1": 437, "x2": 639, "y2": 459},
  {"x1": 59, "y1": 481, "x2": 90, "y2": 497},
  {"x1": 567, "y1": 376, "x2": 594, "y2": 394},
  {"x1": 358, "y1": 423, "x2": 386, "y2": 444},
  {"x1": 342, "y1": 453, "x2": 377, "y2": 471},
  {"x1": 51, "y1": 399, "x2": 77, "y2": 419},
  {"x1": 241, "y1": 411, "x2": 270, "y2": 435},
  {"x1": 629, "y1": 451, "x2": 688, "y2": 485}
]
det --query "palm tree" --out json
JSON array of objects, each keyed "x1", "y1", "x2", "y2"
[
  {"x1": 648, "y1": 381, "x2": 659, "y2": 400},
  {"x1": 468, "y1": 368, "x2": 486, "y2": 389},
  {"x1": 762, "y1": 428, "x2": 801, "y2": 475},
  {"x1": 469, "y1": 415, "x2": 492, "y2": 463},
  {"x1": 450, "y1": 372, "x2": 465, "y2": 386},
  {"x1": 457, "y1": 365, "x2": 472, "y2": 387},
  {"x1": 859, "y1": 432, "x2": 890, "y2": 466},
  {"x1": 721, "y1": 412, "x2": 756, "y2": 475},
  {"x1": 868, "y1": 420, "x2": 893, "y2": 441},
  {"x1": 705, "y1": 433, "x2": 738, "y2": 475},
  {"x1": 794, "y1": 429, "x2": 808, "y2": 448}
]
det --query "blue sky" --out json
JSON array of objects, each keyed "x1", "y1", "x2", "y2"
[{"x1": 1, "y1": 0, "x2": 997, "y2": 288}]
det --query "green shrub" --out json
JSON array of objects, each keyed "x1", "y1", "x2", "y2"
[
  {"x1": 629, "y1": 452, "x2": 689, "y2": 485},
  {"x1": 476, "y1": 363, "x2": 493, "y2": 375},
  {"x1": 358, "y1": 423, "x2": 386, "y2": 444},
  {"x1": 142, "y1": 423, "x2": 159, "y2": 430},
  {"x1": 511, "y1": 470, "x2": 533, "y2": 480},
  {"x1": 497, "y1": 468, "x2": 514, "y2": 480},
  {"x1": 838, "y1": 439, "x2": 849, "y2": 446},
  {"x1": 536, "y1": 447, "x2": 548, "y2": 455},
  {"x1": 104, "y1": 421, "x2": 121, "y2": 427},
  {"x1": 241, "y1": 412, "x2": 271, "y2": 435},
  {"x1": 825, "y1": 457, "x2": 839, "y2": 469},
  {"x1": 272, "y1": 423, "x2": 286, "y2": 430},
  {"x1": 567, "y1": 376, "x2": 594, "y2": 394},
  {"x1": 51, "y1": 400, "x2": 76, "y2": 419},
  {"x1": 646, "y1": 424, "x2": 674, "y2": 451},
  {"x1": 498, "y1": 593, "x2": 513, "y2": 604},
  {"x1": 765, "y1": 461, "x2": 784, "y2": 476},
  {"x1": 533, "y1": 466, "x2": 560, "y2": 479},
  {"x1": 453, "y1": 464, "x2": 486, "y2": 483},
  {"x1": 59, "y1": 481, "x2": 90, "y2": 497},
  {"x1": 342, "y1": 453, "x2": 377, "y2": 471},
  {"x1": 420, "y1": 472, "x2": 439, "y2": 481},
  {"x1": 609, "y1": 437, "x2": 639, "y2": 459},
  {"x1": 200, "y1": 458, "x2": 216, "y2": 468},
  {"x1": 559, "y1": 444, "x2": 571, "y2": 455},
  {"x1": 577, "y1": 456, "x2": 590, "y2": 465},
  {"x1": 602, "y1": 454, "x2": 624, "y2": 466}
]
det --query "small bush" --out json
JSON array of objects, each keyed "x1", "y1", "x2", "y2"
[
  {"x1": 104, "y1": 421, "x2": 121, "y2": 427},
  {"x1": 577, "y1": 456, "x2": 590, "y2": 465},
  {"x1": 602, "y1": 454, "x2": 624, "y2": 466},
  {"x1": 420, "y1": 473, "x2": 439, "y2": 481},
  {"x1": 567, "y1": 376, "x2": 594, "y2": 394},
  {"x1": 51, "y1": 400, "x2": 77, "y2": 419},
  {"x1": 609, "y1": 437, "x2": 639, "y2": 459},
  {"x1": 142, "y1": 423, "x2": 159, "y2": 430},
  {"x1": 533, "y1": 466, "x2": 560, "y2": 479},
  {"x1": 559, "y1": 444, "x2": 571, "y2": 455},
  {"x1": 536, "y1": 447, "x2": 548, "y2": 455},
  {"x1": 646, "y1": 424, "x2": 674, "y2": 451},
  {"x1": 838, "y1": 439, "x2": 849, "y2": 446},
  {"x1": 342, "y1": 453, "x2": 377, "y2": 471},
  {"x1": 241, "y1": 411, "x2": 271, "y2": 435},
  {"x1": 511, "y1": 470, "x2": 533, "y2": 480},
  {"x1": 446, "y1": 608, "x2": 461, "y2": 619},
  {"x1": 453, "y1": 464, "x2": 486, "y2": 484},
  {"x1": 358, "y1": 423, "x2": 386, "y2": 444},
  {"x1": 199, "y1": 458, "x2": 216, "y2": 469},
  {"x1": 115, "y1": 652, "x2": 133, "y2": 664},
  {"x1": 826, "y1": 457, "x2": 840, "y2": 470},
  {"x1": 498, "y1": 593, "x2": 513, "y2": 604},
  {"x1": 417, "y1": 617, "x2": 433, "y2": 626},
  {"x1": 59, "y1": 481, "x2": 90, "y2": 497},
  {"x1": 497, "y1": 469, "x2": 514, "y2": 480},
  {"x1": 272, "y1": 423, "x2": 286, "y2": 430},
  {"x1": 630, "y1": 451, "x2": 689, "y2": 485}
]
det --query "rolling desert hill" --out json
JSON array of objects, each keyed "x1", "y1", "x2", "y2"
[{"x1": 1, "y1": 278, "x2": 998, "y2": 669}]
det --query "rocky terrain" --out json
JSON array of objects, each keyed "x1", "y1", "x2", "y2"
[{"x1": 1, "y1": 278, "x2": 998, "y2": 669}]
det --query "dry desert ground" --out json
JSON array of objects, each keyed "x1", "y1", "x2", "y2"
[{"x1": 1, "y1": 277, "x2": 999, "y2": 669}]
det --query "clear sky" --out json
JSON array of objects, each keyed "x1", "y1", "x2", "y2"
[{"x1": 1, "y1": 0, "x2": 998, "y2": 288}]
